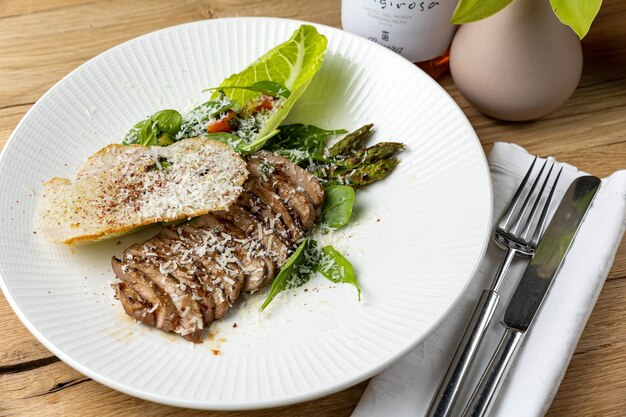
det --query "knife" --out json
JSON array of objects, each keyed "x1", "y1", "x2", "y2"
[{"x1": 461, "y1": 175, "x2": 601, "y2": 417}]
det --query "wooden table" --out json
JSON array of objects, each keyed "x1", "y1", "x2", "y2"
[{"x1": 1, "y1": 1, "x2": 624, "y2": 416}]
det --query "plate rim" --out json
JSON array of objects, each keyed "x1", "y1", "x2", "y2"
[{"x1": 0, "y1": 16, "x2": 493, "y2": 410}]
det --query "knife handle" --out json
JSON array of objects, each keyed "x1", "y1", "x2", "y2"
[
  {"x1": 425, "y1": 289, "x2": 500, "y2": 417},
  {"x1": 461, "y1": 327, "x2": 525, "y2": 417}
]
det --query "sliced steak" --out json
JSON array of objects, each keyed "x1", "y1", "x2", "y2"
[
  {"x1": 236, "y1": 191, "x2": 292, "y2": 244},
  {"x1": 124, "y1": 251, "x2": 204, "y2": 343},
  {"x1": 247, "y1": 157, "x2": 318, "y2": 228},
  {"x1": 191, "y1": 214, "x2": 273, "y2": 292},
  {"x1": 214, "y1": 205, "x2": 290, "y2": 266},
  {"x1": 253, "y1": 151, "x2": 325, "y2": 207},
  {"x1": 112, "y1": 150, "x2": 325, "y2": 342},
  {"x1": 112, "y1": 257, "x2": 178, "y2": 332},
  {"x1": 246, "y1": 179, "x2": 302, "y2": 243}
]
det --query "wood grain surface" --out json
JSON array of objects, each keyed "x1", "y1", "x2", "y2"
[{"x1": 1, "y1": 1, "x2": 625, "y2": 416}]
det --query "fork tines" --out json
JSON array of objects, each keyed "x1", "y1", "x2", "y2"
[{"x1": 498, "y1": 157, "x2": 563, "y2": 247}]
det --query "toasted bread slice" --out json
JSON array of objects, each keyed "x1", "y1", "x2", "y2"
[{"x1": 38, "y1": 138, "x2": 248, "y2": 244}]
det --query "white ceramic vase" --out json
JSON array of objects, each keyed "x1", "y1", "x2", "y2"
[{"x1": 450, "y1": 0, "x2": 582, "y2": 121}]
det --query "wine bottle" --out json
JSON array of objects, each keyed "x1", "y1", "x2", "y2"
[{"x1": 341, "y1": 0, "x2": 458, "y2": 79}]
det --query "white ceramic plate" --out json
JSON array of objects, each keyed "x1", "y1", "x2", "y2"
[{"x1": 0, "y1": 18, "x2": 492, "y2": 410}]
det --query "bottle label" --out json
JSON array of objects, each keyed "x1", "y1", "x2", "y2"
[{"x1": 342, "y1": 0, "x2": 458, "y2": 62}]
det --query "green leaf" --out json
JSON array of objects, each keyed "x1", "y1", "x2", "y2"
[
  {"x1": 204, "y1": 132, "x2": 248, "y2": 153},
  {"x1": 152, "y1": 109, "x2": 182, "y2": 135},
  {"x1": 178, "y1": 92, "x2": 238, "y2": 139},
  {"x1": 123, "y1": 109, "x2": 182, "y2": 146},
  {"x1": 242, "y1": 129, "x2": 280, "y2": 154},
  {"x1": 205, "y1": 130, "x2": 280, "y2": 155},
  {"x1": 317, "y1": 245, "x2": 360, "y2": 301},
  {"x1": 550, "y1": 0, "x2": 601, "y2": 39},
  {"x1": 266, "y1": 124, "x2": 347, "y2": 156},
  {"x1": 450, "y1": 0, "x2": 513, "y2": 24},
  {"x1": 321, "y1": 185, "x2": 355, "y2": 228},
  {"x1": 123, "y1": 118, "x2": 158, "y2": 146},
  {"x1": 215, "y1": 25, "x2": 327, "y2": 147},
  {"x1": 205, "y1": 81, "x2": 291, "y2": 99},
  {"x1": 261, "y1": 238, "x2": 318, "y2": 310}
]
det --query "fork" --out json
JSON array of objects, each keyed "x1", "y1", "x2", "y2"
[{"x1": 426, "y1": 157, "x2": 562, "y2": 417}]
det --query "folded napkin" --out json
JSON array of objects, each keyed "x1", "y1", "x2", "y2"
[{"x1": 352, "y1": 142, "x2": 626, "y2": 417}]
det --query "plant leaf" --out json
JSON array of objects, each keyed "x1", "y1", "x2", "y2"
[
  {"x1": 123, "y1": 118, "x2": 157, "y2": 146},
  {"x1": 266, "y1": 124, "x2": 347, "y2": 156},
  {"x1": 205, "y1": 130, "x2": 280, "y2": 155},
  {"x1": 550, "y1": 0, "x2": 601, "y2": 39},
  {"x1": 215, "y1": 25, "x2": 327, "y2": 145},
  {"x1": 204, "y1": 132, "x2": 249, "y2": 154},
  {"x1": 242, "y1": 129, "x2": 280, "y2": 154},
  {"x1": 260, "y1": 239, "x2": 317, "y2": 310},
  {"x1": 152, "y1": 109, "x2": 182, "y2": 135},
  {"x1": 123, "y1": 110, "x2": 183, "y2": 146},
  {"x1": 321, "y1": 185, "x2": 355, "y2": 228},
  {"x1": 450, "y1": 0, "x2": 513, "y2": 24},
  {"x1": 317, "y1": 246, "x2": 360, "y2": 301},
  {"x1": 178, "y1": 92, "x2": 238, "y2": 140},
  {"x1": 205, "y1": 81, "x2": 291, "y2": 98}
]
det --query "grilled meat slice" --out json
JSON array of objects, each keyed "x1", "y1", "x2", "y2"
[
  {"x1": 247, "y1": 158, "x2": 318, "y2": 229},
  {"x1": 252, "y1": 151, "x2": 325, "y2": 207},
  {"x1": 236, "y1": 191, "x2": 292, "y2": 244},
  {"x1": 124, "y1": 251, "x2": 204, "y2": 343},
  {"x1": 273, "y1": 177, "x2": 317, "y2": 228},
  {"x1": 176, "y1": 222, "x2": 245, "y2": 304},
  {"x1": 191, "y1": 214, "x2": 273, "y2": 293},
  {"x1": 112, "y1": 257, "x2": 178, "y2": 332},
  {"x1": 214, "y1": 205, "x2": 290, "y2": 266},
  {"x1": 246, "y1": 180, "x2": 302, "y2": 243},
  {"x1": 112, "y1": 150, "x2": 325, "y2": 342}
]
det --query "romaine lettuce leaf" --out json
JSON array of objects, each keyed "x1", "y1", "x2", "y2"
[{"x1": 214, "y1": 25, "x2": 327, "y2": 148}]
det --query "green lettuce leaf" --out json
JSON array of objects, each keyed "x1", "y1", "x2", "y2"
[{"x1": 214, "y1": 25, "x2": 328, "y2": 146}]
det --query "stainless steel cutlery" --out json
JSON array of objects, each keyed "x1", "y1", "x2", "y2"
[
  {"x1": 461, "y1": 175, "x2": 600, "y2": 417},
  {"x1": 427, "y1": 158, "x2": 564, "y2": 417}
]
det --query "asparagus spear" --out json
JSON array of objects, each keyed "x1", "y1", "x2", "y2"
[
  {"x1": 321, "y1": 158, "x2": 401, "y2": 188},
  {"x1": 327, "y1": 124, "x2": 373, "y2": 157},
  {"x1": 340, "y1": 142, "x2": 405, "y2": 169}
]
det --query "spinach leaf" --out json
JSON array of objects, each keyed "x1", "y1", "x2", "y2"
[
  {"x1": 266, "y1": 124, "x2": 347, "y2": 158},
  {"x1": 205, "y1": 81, "x2": 291, "y2": 99},
  {"x1": 260, "y1": 238, "x2": 318, "y2": 310},
  {"x1": 123, "y1": 118, "x2": 156, "y2": 146},
  {"x1": 214, "y1": 25, "x2": 327, "y2": 146},
  {"x1": 317, "y1": 245, "x2": 360, "y2": 301},
  {"x1": 152, "y1": 109, "x2": 182, "y2": 135},
  {"x1": 321, "y1": 185, "x2": 355, "y2": 228},
  {"x1": 123, "y1": 109, "x2": 183, "y2": 146}
]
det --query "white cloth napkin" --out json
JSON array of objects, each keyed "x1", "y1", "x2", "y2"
[{"x1": 352, "y1": 142, "x2": 626, "y2": 417}]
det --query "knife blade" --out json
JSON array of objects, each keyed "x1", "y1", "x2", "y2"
[
  {"x1": 504, "y1": 175, "x2": 601, "y2": 331},
  {"x1": 461, "y1": 175, "x2": 601, "y2": 417}
]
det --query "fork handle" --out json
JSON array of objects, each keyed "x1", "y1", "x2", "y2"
[
  {"x1": 461, "y1": 327, "x2": 525, "y2": 417},
  {"x1": 425, "y1": 289, "x2": 500, "y2": 417}
]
